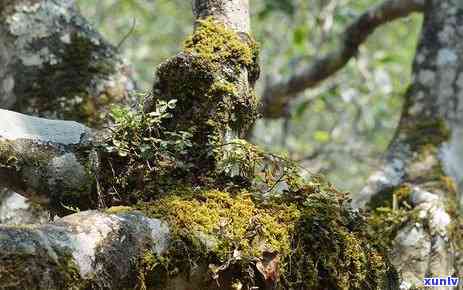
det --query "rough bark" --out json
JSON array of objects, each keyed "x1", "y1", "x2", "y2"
[
  {"x1": 0, "y1": 1, "x2": 399, "y2": 289},
  {"x1": 193, "y1": 0, "x2": 250, "y2": 33},
  {"x1": 261, "y1": 0, "x2": 425, "y2": 118},
  {"x1": 0, "y1": 210, "x2": 171, "y2": 290},
  {"x1": 0, "y1": 0, "x2": 136, "y2": 126},
  {"x1": 353, "y1": 0, "x2": 463, "y2": 288}
]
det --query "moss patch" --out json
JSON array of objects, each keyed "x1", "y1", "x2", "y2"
[
  {"x1": 0, "y1": 250, "x2": 84, "y2": 290},
  {"x1": 94, "y1": 17, "x2": 395, "y2": 290},
  {"x1": 132, "y1": 177, "x2": 393, "y2": 290}
]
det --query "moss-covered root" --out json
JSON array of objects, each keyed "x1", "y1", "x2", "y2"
[
  {"x1": 366, "y1": 182, "x2": 461, "y2": 289},
  {"x1": 135, "y1": 184, "x2": 396, "y2": 290}
]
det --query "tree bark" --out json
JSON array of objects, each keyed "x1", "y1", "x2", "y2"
[
  {"x1": 0, "y1": 0, "x2": 136, "y2": 126},
  {"x1": 0, "y1": 109, "x2": 100, "y2": 215},
  {"x1": 353, "y1": 0, "x2": 463, "y2": 288},
  {"x1": 5, "y1": 0, "x2": 461, "y2": 289},
  {"x1": 0, "y1": 210, "x2": 171, "y2": 290}
]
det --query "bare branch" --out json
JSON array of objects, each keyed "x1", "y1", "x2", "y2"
[{"x1": 261, "y1": 0, "x2": 425, "y2": 118}]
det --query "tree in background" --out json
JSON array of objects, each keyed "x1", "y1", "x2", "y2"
[{"x1": 0, "y1": 0, "x2": 461, "y2": 289}]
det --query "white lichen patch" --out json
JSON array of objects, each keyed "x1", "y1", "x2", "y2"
[
  {"x1": 440, "y1": 127, "x2": 463, "y2": 206},
  {"x1": 392, "y1": 223, "x2": 430, "y2": 289},
  {"x1": 0, "y1": 191, "x2": 47, "y2": 224},
  {"x1": 53, "y1": 211, "x2": 120, "y2": 277},
  {"x1": 438, "y1": 25, "x2": 456, "y2": 44},
  {"x1": 144, "y1": 217, "x2": 170, "y2": 255},
  {"x1": 5, "y1": 0, "x2": 74, "y2": 67},
  {"x1": 418, "y1": 70, "x2": 435, "y2": 87},
  {"x1": 437, "y1": 48, "x2": 458, "y2": 66},
  {"x1": 410, "y1": 188, "x2": 439, "y2": 205}
]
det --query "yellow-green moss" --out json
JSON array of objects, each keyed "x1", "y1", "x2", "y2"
[
  {"x1": 105, "y1": 206, "x2": 133, "y2": 215},
  {"x1": 138, "y1": 189, "x2": 297, "y2": 261},
  {"x1": 183, "y1": 18, "x2": 256, "y2": 68},
  {"x1": 132, "y1": 178, "x2": 392, "y2": 290},
  {"x1": 97, "y1": 17, "x2": 393, "y2": 290},
  {"x1": 401, "y1": 116, "x2": 450, "y2": 151}
]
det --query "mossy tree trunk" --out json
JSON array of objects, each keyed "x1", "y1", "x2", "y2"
[
  {"x1": 0, "y1": 0, "x2": 137, "y2": 224},
  {"x1": 353, "y1": 0, "x2": 463, "y2": 288}
]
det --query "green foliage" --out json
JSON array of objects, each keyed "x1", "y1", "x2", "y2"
[
  {"x1": 99, "y1": 98, "x2": 195, "y2": 202},
  {"x1": 73, "y1": 3, "x2": 413, "y2": 288},
  {"x1": 108, "y1": 99, "x2": 190, "y2": 159},
  {"x1": 258, "y1": 0, "x2": 295, "y2": 18}
]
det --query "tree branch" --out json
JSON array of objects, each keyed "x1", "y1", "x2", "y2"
[
  {"x1": 353, "y1": 0, "x2": 463, "y2": 285},
  {"x1": 0, "y1": 210, "x2": 171, "y2": 289},
  {"x1": 0, "y1": 0, "x2": 138, "y2": 222},
  {"x1": 0, "y1": 109, "x2": 98, "y2": 213},
  {"x1": 261, "y1": 0, "x2": 425, "y2": 118}
]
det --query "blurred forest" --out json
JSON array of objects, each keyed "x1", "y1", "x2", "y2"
[{"x1": 77, "y1": 0, "x2": 422, "y2": 193}]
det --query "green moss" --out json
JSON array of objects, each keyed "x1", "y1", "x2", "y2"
[
  {"x1": 0, "y1": 250, "x2": 84, "y2": 290},
  {"x1": 132, "y1": 177, "x2": 392, "y2": 290},
  {"x1": 183, "y1": 18, "x2": 256, "y2": 68},
  {"x1": 139, "y1": 190, "x2": 296, "y2": 259},
  {"x1": 400, "y1": 115, "x2": 450, "y2": 152},
  {"x1": 94, "y1": 17, "x2": 394, "y2": 290},
  {"x1": 281, "y1": 187, "x2": 394, "y2": 290},
  {"x1": 105, "y1": 206, "x2": 133, "y2": 215}
]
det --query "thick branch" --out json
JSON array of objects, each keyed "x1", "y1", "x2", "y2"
[
  {"x1": 0, "y1": 0, "x2": 138, "y2": 223},
  {"x1": 0, "y1": 210, "x2": 171, "y2": 290},
  {"x1": 0, "y1": 109, "x2": 98, "y2": 212},
  {"x1": 193, "y1": 0, "x2": 250, "y2": 33},
  {"x1": 261, "y1": 0, "x2": 425, "y2": 118}
]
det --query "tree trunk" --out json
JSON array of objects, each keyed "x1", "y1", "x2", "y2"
[
  {"x1": 354, "y1": 0, "x2": 462, "y2": 288},
  {"x1": 0, "y1": 0, "x2": 136, "y2": 125}
]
